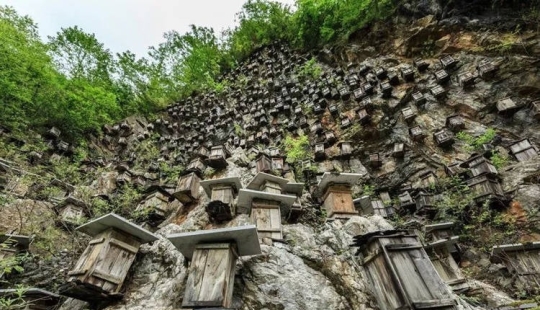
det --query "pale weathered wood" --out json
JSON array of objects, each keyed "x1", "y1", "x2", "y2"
[
  {"x1": 251, "y1": 200, "x2": 282, "y2": 239},
  {"x1": 322, "y1": 185, "x2": 357, "y2": 218},
  {"x1": 183, "y1": 243, "x2": 237, "y2": 308}
]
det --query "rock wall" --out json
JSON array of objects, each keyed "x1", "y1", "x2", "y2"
[{"x1": 1, "y1": 3, "x2": 540, "y2": 309}]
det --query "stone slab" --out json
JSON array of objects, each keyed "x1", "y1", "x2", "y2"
[
  {"x1": 283, "y1": 182, "x2": 304, "y2": 196},
  {"x1": 167, "y1": 225, "x2": 261, "y2": 259},
  {"x1": 237, "y1": 189, "x2": 297, "y2": 213},
  {"x1": 317, "y1": 172, "x2": 363, "y2": 192},
  {"x1": 491, "y1": 241, "x2": 540, "y2": 255},
  {"x1": 76, "y1": 213, "x2": 158, "y2": 243},
  {"x1": 200, "y1": 177, "x2": 242, "y2": 197},
  {"x1": 246, "y1": 172, "x2": 290, "y2": 191},
  {"x1": 424, "y1": 222, "x2": 454, "y2": 233}
]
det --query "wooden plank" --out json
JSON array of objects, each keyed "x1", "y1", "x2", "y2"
[
  {"x1": 89, "y1": 238, "x2": 105, "y2": 245},
  {"x1": 92, "y1": 269, "x2": 123, "y2": 284},
  {"x1": 183, "y1": 248, "x2": 209, "y2": 307},
  {"x1": 386, "y1": 243, "x2": 423, "y2": 251},
  {"x1": 198, "y1": 247, "x2": 231, "y2": 305},
  {"x1": 413, "y1": 299, "x2": 455, "y2": 309},
  {"x1": 67, "y1": 269, "x2": 88, "y2": 276},
  {"x1": 109, "y1": 238, "x2": 139, "y2": 254}
]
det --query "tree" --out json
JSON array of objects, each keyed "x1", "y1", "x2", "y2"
[{"x1": 48, "y1": 26, "x2": 115, "y2": 88}]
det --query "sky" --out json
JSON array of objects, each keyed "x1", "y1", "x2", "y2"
[{"x1": 2, "y1": 0, "x2": 296, "y2": 57}]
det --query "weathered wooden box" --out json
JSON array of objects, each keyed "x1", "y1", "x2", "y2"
[
  {"x1": 460, "y1": 154, "x2": 497, "y2": 177},
  {"x1": 60, "y1": 214, "x2": 157, "y2": 302},
  {"x1": 491, "y1": 242, "x2": 540, "y2": 294},
  {"x1": 135, "y1": 186, "x2": 177, "y2": 226},
  {"x1": 174, "y1": 172, "x2": 201, "y2": 204},
  {"x1": 338, "y1": 141, "x2": 353, "y2": 159},
  {"x1": 414, "y1": 58, "x2": 430, "y2": 71},
  {"x1": 185, "y1": 157, "x2": 206, "y2": 178},
  {"x1": 256, "y1": 153, "x2": 272, "y2": 173},
  {"x1": 393, "y1": 143, "x2": 405, "y2": 158},
  {"x1": 434, "y1": 70, "x2": 450, "y2": 84},
  {"x1": 318, "y1": 173, "x2": 362, "y2": 219},
  {"x1": 445, "y1": 114, "x2": 465, "y2": 132},
  {"x1": 370, "y1": 153, "x2": 382, "y2": 168},
  {"x1": 440, "y1": 55, "x2": 458, "y2": 69},
  {"x1": 206, "y1": 145, "x2": 230, "y2": 169},
  {"x1": 409, "y1": 126, "x2": 426, "y2": 142},
  {"x1": 167, "y1": 226, "x2": 261, "y2": 309},
  {"x1": 201, "y1": 177, "x2": 242, "y2": 223},
  {"x1": 55, "y1": 196, "x2": 89, "y2": 227},
  {"x1": 497, "y1": 98, "x2": 521, "y2": 115},
  {"x1": 466, "y1": 173, "x2": 505, "y2": 205},
  {"x1": 358, "y1": 109, "x2": 371, "y2": 124},
  {"x1": 509, "y1": 138, "x2": 538, "y2": 162},
  {"x1": 402, "y1": 107, "x2": 416, "y2": 123},
  {"x1": 433, "y1": 129, "x2": 454, "y2": 147},
  {"x1": 314, "y1": 143, "x2": 326, "y2": 161},
  {"x1": 353, "y1": 230, "x2": 457, "y2": 310}
]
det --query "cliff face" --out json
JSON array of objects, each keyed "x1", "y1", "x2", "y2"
[{"x1": 1, "y1": 1, "x2": 540, "y2": 309}]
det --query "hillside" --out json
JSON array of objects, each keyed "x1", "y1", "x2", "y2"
[{"x1": 1, "y1": 0, "x2": 540, "y2": 309}]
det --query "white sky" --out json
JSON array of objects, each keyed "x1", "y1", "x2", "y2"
[{"x1": 1, "y1": 0, "x2": 296, "y2": 57}]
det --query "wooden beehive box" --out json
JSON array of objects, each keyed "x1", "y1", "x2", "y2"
[
  {"x1": 419, "y1": 171, "x2": 437, "y2": 189},
  {"x1": 393, "y1": 143, "x2": 405, "y2": 158},
  {"x1": 185, "y1": 157, "x2": 206, "y2": 178},
  {"x1": 338, "y1": 141, "x2": 353, "y2": 159},
  {"x1": 167, "y1": 226, "x2": 261, "y2": 309},
  {"x1": 477, "y1": 61, "x2": 498, "y2": 79},
  {"x1": 60, "y1": 214, "x2": 157, "y2": 302},
  {"x1": 201, "y1": 177, "x2": 242, "y2": 222},
  {"x1": 352, "y1": 230, "x2": 457, "y2": 310},
  {"x1": 195, "y1": 146, "x2": 210, "y2": 158},
  {"x1": 433, "y1": 129, "x2": 454, "y2": 147},
  {"x1": 356, "y1": 196, "x2": 389, "y2": 218},
  {"x1": 174, "y1": 172, "x2": 201, "y2": 204},
  {"x1": 256, "y1": 153, "x2": 272, "y2": 173},
  {"x1": 206, "y1": 145, "x2": 230, "y2": 169},
  {"x1": 430, "y1": 85, "x2": 447, "y2": 99},
  {"x1": 458, "y1": 72, "x2": 477, "y2": 89},
  {"x1": 497, "y1": 98, "x2": 521, "y2": 115},
  {"x1": 135, "y1": 186, "x2": 177, "y2": 226},
  {"x1": 460, "y1": 154, "x2": 497, "y2": 177},
  {"x1": 531, "y1": 101, "x2": 540, "y2": 120},
  {"x1": 314, "y1": 143, "x2": 326, "y2": 161},
  {"x1": 410, "y1": 126, "x2": 426, "y2": 142},
  {"x1": 423, "y1": 223, "x2": 468, "y2": 292},
  {"x1": 440, "y1": 55, "x2": 458, "y2": 69},
  {"x1": 358, "y1": 109, "x2": 371, "y2": 125},
  {"x1": 46, "y1": 127, "x2": 61, "y2": 140},
  {"x1": 318, "y1": 173, "x2": 362, "y2": 219},
  {"x1": 402, "y1": 107, "x2": 416, "y2": 123},
  {"x1": 491, "y1": 242, "x2": 540, "y2": 294},
  {"x1": 271, "y1": 157, "x2": 284, "y2": 171},
  {"x1": 311, "y1": 122, "x2": 323, "y2": 135},
  {"x1": 509, "y1": 138, "x2": 538, "y2": 162},
  {"x1": 415, "y1": 192, "x2": 440, "y2": 218},
  {"x1": 0, "y1": 288, "x2": 60, "y2": 310},
  {"x1": 380, "y1": 81, "x2": 392, "y2": 97},
  {"x1": 414, "y1": 58, "x2": 430, "y2": 71},
  {"x1": 55, "y1": 196, "x2": 89, "y2": 226},
  {"x1": 466, "y1": 173, "x2": 505, "y2": 205},
  {"x1": 325, "y1": 131, "x2": 337, "y2": 146},
  {"x1": 445, "y1": 114, "x2": 465, "y2": 132},
  {"x1": 370, "y1": 153, "x2": 382, "y2": 168}
]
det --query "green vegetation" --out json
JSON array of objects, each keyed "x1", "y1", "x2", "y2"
[
  {"x1": 456, "y1": 128, "x2": 497, "y2": 152},
  {"x1": 0, "y1": 285, "x2": 27, "y2": 309},
  {"x1": 297, "y1": 58, "x2": 323, "y2": 80},
  {"x1": 0, "y1": 1, "x2": 400, "y2": 142},
  {"x1": 283, "y1": 134, "x2": 310, "y2": 163}
]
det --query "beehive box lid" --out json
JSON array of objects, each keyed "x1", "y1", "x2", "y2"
[
  {"x1": 424, "y1": 222, "x2": 454, "y2": 233},
  {"x1": 246, "y1": 172, "x2": 290, "y2": 190},
  {"x1": 76, "y1": 213, "x2": 158, "y2": 243},
  {"x1": 237, "y1": 189, "x2": 297, "y2": 213},
  {"x1": 491, "y1": 241, "x2": 540, "y2": 255},
  {"x1": 283, "y1": 182, "x2": 304, "y2": 196},
  {"x1": 317, "y1": 172, "x2": 363, "y2": 192},
  {"x1": 167, "y1": 225, "x2": 261, "y2": 259},
  {"x1": 200, "y1": 177, "x2": 242, "y2": 197}
]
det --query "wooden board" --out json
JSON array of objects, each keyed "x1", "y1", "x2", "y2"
[
  {"x1": 183, "y1": 243, "x2": 237, "y2": 308},
  {"x1": 67, "y1": 228, "x2": 141, "y2": 296},
  {"x1": 323, "y1": 186, "x2": 356, "y2": 218},
  {"x1": 251, "y1": 202, "x2": 282, "y2": 239},
  {"x1": 361, "y1": 233, "x2": 456, "y2": 310}
]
